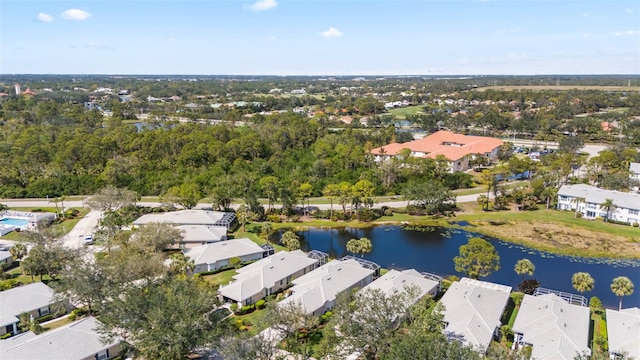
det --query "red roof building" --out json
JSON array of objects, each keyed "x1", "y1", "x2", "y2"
[{"x1": 370, "y1": 130, "x2": 504, "y2": 172}]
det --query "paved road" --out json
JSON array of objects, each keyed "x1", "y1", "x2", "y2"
[
  {"x1": 0, "y1": 193, "x2": 487, "y2": 211},
  {"x1": 60, "y1": 210, "x2": 102, "y2": 250}
]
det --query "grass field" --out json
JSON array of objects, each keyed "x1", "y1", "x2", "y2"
[
  {"x1": 387, "y1": 105, "x2": 425, "y2": 119},
  {"x1": 475, "y1": 85, "x2": 640, "y2": 92}
]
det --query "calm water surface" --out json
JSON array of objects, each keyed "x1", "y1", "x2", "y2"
[{"x1": 289, "y1": 226, "x2": 640, "y2": 309}]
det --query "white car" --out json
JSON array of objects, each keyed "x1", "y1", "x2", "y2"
[{"x1": 83, "y1": 235, "x2": 94, "y2": 245}]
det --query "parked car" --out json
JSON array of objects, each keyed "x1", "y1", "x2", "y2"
[{"x1": 83, "y1": 235, "x2": 94, "y2": 245}]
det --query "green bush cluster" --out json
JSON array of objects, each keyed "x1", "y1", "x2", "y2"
[
  {"x1": 320, "y1": 311, "x2": 333, "y2": 324},
  {"x1": 35, "y1": 314, "x2": 54, "y2": 323},
  {"x1": 266, "y1": 215, "x2": 282, "y2": 223},
  {"x1": 0, "y1": 279, "x2": 22, "y2": 291},
  {"x1": 0, "y1": 333, "x2": 12, "y2": 339},
  {"x1": 255, "y1": 299, "x2": 266, "y2": 310}
]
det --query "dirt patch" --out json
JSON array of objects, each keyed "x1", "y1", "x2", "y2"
[{"x1": 468, "y1": 220, "x2": 640, "y2": 259}]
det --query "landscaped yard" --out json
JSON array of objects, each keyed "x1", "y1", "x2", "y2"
[{"x1": 201, "y1": 269, "x2": 237, "y2": 288}]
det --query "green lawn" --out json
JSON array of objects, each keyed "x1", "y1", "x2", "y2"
[
  {"x1": 2, "y1": 266, "x2": 54, "y2": 286},
  {"x1": 234, "y1": 308, "x2": 269, "y2": 336},
  {"x1": 41, "y1": 316, "x2": 75, "y2": 332},
  {"x1": 201, "y1": 269, "x2": 237, "y2": 288},
  {"x1": 456, "y1": 208, "x2": 640, "y2": 239},
  {"x1": 387, "y1": 105, "x2": 425, "y2": 119}
]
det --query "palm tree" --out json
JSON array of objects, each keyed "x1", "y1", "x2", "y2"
[
  {"x1": 10, "y1": 243, "x2": 27, "y2": 275},
  {"x1": 600, "y1": 198, "x2": 615, "y2": 222},
  {"x1": 281, "y1": 231, "x2": 300, "y2": 251},
  {"x1": 357, "y1": 237, "x2": 372, "y2": 258},
  {"x1": 346, "y1": 237, "x2": 372, "y2": 258},
  {"x1": 169, "y1": 253, "x2": 195, "y2": 275},
  {"x1": 514, "y1": 259, "x2": 535, "y2": 282},
  {"x1": 10, "y1": 243, "x2": 27, "y2": 263},
  {"x1": 572, "y1": 196, "x2": 585, "y2": 218},
  {"x1": 261, "y1": 223, "x2": 273, "y2": 244},
  {"x1": 346, "y1": 238, "x2": 360, "y2": 256},
  {"x1": 572, "y1": 272, "x2": 595, "y2": 294},
  {"x1": 610, "y1": 276, "x2": 634, "y2": 311}
]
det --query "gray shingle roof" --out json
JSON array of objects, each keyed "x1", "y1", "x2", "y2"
[
  {"x1": 439, "y1": 278, "x2": 511, "y2": 352},
  {"x1": 513, "y1": 293, "x2": 591, "y2": 360},
  {"x1": 279, "y1": 259, "x2": 375, "y2": 315},
  {"x1": 558, "y1": 184, "x2": 640, "y2": 211},
  {"x1": 133, "y1": 210, "x2": 236, "y2": 228},
  {"x1": 183, "y1": 238, "x2": 264, "y2": 266},
  {"x1": 218, "y1": 250, "x2": 319, "y2": 303},
  {"x1": 361, "y1": 269, "x2": 438, "y2": 303},
  {"x1": 0, "y1": 316, "x2": 120, "y2": 360},
  {"x1": 177, "y1": 225, "x2": 227, "y2": 243},
  {"x1": 605, "y1": 307, "x2": 640, "y2": 359},
  {"x1": 0, "y1": 282, "x2": 55, "y2": 327}
]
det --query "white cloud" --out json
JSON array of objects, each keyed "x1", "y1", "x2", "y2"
[
  {"x1": 247, "y1": 0, "x2": 277, "y2": 11},
  {"x1": 615, "y1": 30, "x2": 640, "y2": 36},
  {"x1": 581, "y1": 11, "x2": 590, "y2": 17},
  {"x1": 61, "y1": 9, "x2": 92, "y2": 21},
  {"x1": 626, "y1": 9, "x2": 632, "y2": 13},
  {"x1": 36, "y1": 13, "x2": 53, "y2": 23},
  {"x1": 267, "y1": 35, "x2": 277, "y2": 41},
  {"x1": 320, "y1": 27, "x2": 342, "y2": 39}
]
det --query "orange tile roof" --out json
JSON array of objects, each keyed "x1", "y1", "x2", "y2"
[{"x1": 370, "y1": 130, "x2": 503, "y2": 161}]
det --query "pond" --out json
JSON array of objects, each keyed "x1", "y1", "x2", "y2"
[{"x1": 288, "y1": 226, "x2": 640, "y2": 309}]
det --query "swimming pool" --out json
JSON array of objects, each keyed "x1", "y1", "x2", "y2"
[{"x1": 0, "y1": 218, "x2": 29, "y2": 227}]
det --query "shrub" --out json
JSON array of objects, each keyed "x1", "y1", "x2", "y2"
[
  {"x1": 255, "y1": 299, "x2": 266, "y2": 310},
  {"x1": 633, "y1": 222, "x2": 639, "y2": 228},
  {"x1": 320, "y1": 311, "x2": 333, "y2": 324},
  {"x1": 68, "y1": 313, "x2": 76, "y2": 321},
  {"x1": 267, "y1": 215, "x2": 282, "y2": 223},
  {"x1": 383, "y1": 209, "x2": 393, "y2": 217},
  {"x1": 0, "y1": 333, "x2": 11, "y2": 339},
  {"x1": 518, "y1": 279, "x2": 541, "y2": 295},
  {"x1": 0, "y1": 279, "x2": 21, "y2": 291},
  {"x1": 288, "y1": 215, "x2": 301, "y2": 223},
  {"x1": 406, "y1": 205, "x2": 427, "y2": 216},
  {"x1": 589, "y1": 296, "x2": 604, "y2": 314},
  {"x1": 31, "y1": 208, "x2": 42, "y2": 212},
  {"x1": 240, "y1": 305, "x2": 255, "y2": 314},
  {"x1": 35, "y1": 314, "x2": 54, "y2": 323},
  {"x1": 230, "y1": 303, "x2": 238, "y2": 314}
]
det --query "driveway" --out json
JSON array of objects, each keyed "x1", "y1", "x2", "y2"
[{"x1": 61, "y1": 210, "x2": 102, "y2": 250}]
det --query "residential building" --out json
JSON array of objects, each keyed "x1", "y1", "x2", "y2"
[
  {"x1": 218, "y1": 250, "x2": 328, "y2": 306},
  {"x1": 631, "y1": 162, "x2": 640, "y2": 191},
  {"x1": 557, "y1": 184, "x2": 640, "y2": 224},
  {"x1": 512, "y1": 289, "x2": 591, "y2": 360},
  {"x1": 175, "y1": 225, "x2": 227, "y2": 249},
  {"x1": 133, "y1": 209, "x2": 236, "y2": 229},
  {"x1": 370, "y1": 130, "x2": 504, "y2": 173},
  {"x1": 0, "y1": 282, "x2": 57, "y2": 336},
  {"x1": 360, "y1": 269, "x2": 440, "y2": 304},
  {"x1": 0, "y1": 316, "x2": 121, "y2": 360},
  {"x1": 279, "y1": 257, "x2": 378, "y2": 316},
  {"x1": 360, "y1": 269, "x2": 441, "y2": 324},
  {"x1": 438, "y1": 278, "x2": 511, "y2": 353},
  {"x1": 605, "y1": 307, "x2": 640, "y2": 360},
  {"x1": 0, "y1": 250, "x2": 13, "y2": 267},
  {"x1": 183, "y1": 238, "x2": 272, "y2": 273}
]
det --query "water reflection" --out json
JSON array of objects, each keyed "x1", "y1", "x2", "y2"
[{"x1": 283, "y1": 226, "x2": 640, "y2": 309}]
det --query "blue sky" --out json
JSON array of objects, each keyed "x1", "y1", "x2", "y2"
[{"x1": 1, "y1": 0, "x2": 639, "y2": 75}]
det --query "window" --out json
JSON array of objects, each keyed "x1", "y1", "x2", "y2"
[
  {"x1": 96, "y1": 350, "x2": 109, "y2": 360},
  {"x1": 629, "y1": 209, "x2": 639, "y2": 215}
]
